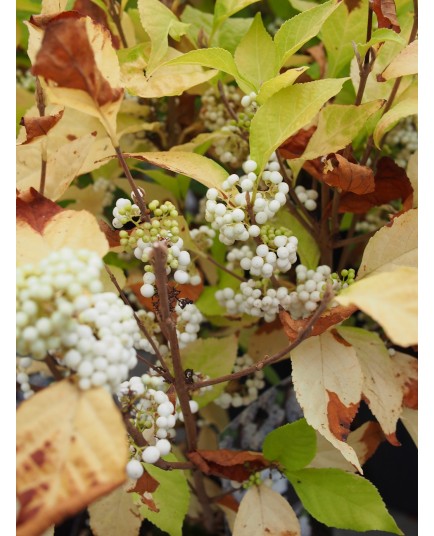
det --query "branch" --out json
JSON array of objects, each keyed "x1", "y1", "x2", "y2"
[
  {"x1": 190, "y1": 287, "x2": 334, "y2": 390},
  {"x1": 35, "y1": 78, "x2": 48, "y2": 196},
  {"x1": 217, "y1": 80, "x2": 249, "y2": 142},
  {"x1": 106, "y1": 0, "x2": 128, "y2": 48},
  {"x1": 44, "y1": 353, "x2": 64, "y2": 382},
  {"x1": 198, "y1": 252, "x2": 245, "y2": 283}
]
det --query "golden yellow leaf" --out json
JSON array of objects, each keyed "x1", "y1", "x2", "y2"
[
  {"x1": 381, "y1": 40, "x2": 418, "y2": 81},
  {"x1": 336, "y1": 268, "x2": 418, "y2": 347},
  {"x1": 233, "y1": 484, "x2": 301, "y2": 536},
  {"x1": 357, "y1": 209, "x2": 417, "y2": 277},
  {"x1": 88, "y1": 483, "x2": 141, "y2": 536},
  {"x1": 16, "y1": 380, "x2": 129, "y2": 536}
]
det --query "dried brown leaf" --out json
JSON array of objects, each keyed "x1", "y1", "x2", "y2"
[
  {"x1": 20, "y1": 110, "x2": 64, "y2": 144},
  {"x1": 322, "y1": 154, "x2": 375, "y2": 194},
  {"x1": 73, "y1": 0, "x2": 120, "y2": 48},
  {"x1": 370, "y1": 0, "x2": 400, "y2": 33},
  {"x1": 392, "y1": 352, "x2": 418, "y2": 410},
  {"x1": 188, "y1": 450, "x2": 270, "y2": 482},
  {"x1": 279, "y1": 126, "x2": 317, "y2": 159}
]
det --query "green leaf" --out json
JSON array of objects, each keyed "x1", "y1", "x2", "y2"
[
  {"x1": 250, "y1": 78, "x2": 348, "y2": 174},
  {"x1": 356, "y1": 28, "x2": 406, "y2": 59},
  {"x1": 320, "y1": 0, "x2": 368, "y2": 78},
  {"x1": 181, "y1": 335, "x2": 238, "y2": 406},
  {"x1": 285, "y1": 468, "x2": 403, "y2": 534},
  {"x1": 256, "y1": 67, "x2": 308, "y2": 105},
  {"x1": 234, "y1": 13, "x2": 278, "y2": 91},
  {"x1": 138, "y1": 0, "x2": 189, "y2": 74},
  {"x1": 272, "y1": 210, "x2": 320, "y2": 269},
  {"x1": 298, "y1": 100, "x2": 384, "y2": 161},
  {"x1": 373, "y1": 91, "x2": 417, "y2": 148},
  {"x1": 274, "y1": 0, "x2": 339, "y2": 68},
  {"x1": 138, "y1": 454, "x2": 190, "y2": 536},
  {"x1": 263, "y1": 418, "x2": 317, "y2": 471},
  {"x1": 212, "y1": 0, "x2": 261, "y2": 34}
]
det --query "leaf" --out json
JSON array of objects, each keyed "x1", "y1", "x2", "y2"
[
  {"x1": 138, "y1": 0, "x2": 189, "y2": 74},
  {"x1": 309, "y1": 422, "x2": 385, "y2": 471},
  {"x1": 298, "y1": 101, "x2": 384, "y2": 161},
  {"x1": 88, "y1": 483, "x2": 141, "y2": 536},
  {"x1": 233, "y1": 484, "x2": 301, "y2": 536},
  {"x1": 256, "y1": 67, "x2": 308, "y2": 105},
  {"x1": 32, "y1": 16, "x2": 123, "y2": 139},
  {"x1": 336, "y1": 267, "x2": 418, "y2": 347},
  {"x1": 188, "y1": 450, "x2": 270, "y2": 482},
  {"x1": 285, "y1": 468, "x2": 403, "y2": 534},
  {"x1": 16, "y1": 380, "x2": 128, "y2": 536},
  {"x1": 320, "y1": 0, "x2": 368, "y2": 77},
  {"x1": 136, "y1": 454, "x2": 190, "y2": 536},
  {"x1": 339, "y1": 157, "x2": 414, "y2": 214},
  {"x1": 73, "y1": 0, "x2": 121, "y2": 49},
  {"x1": 337, "y1": 327, "x2": 403, "y2": 443},
  {"x1": 16, "y1": 189, "x2": 109, "y2": 265},
  {"x1": 234, "y1": 13, "x2": 277, "y2": 91},
  {"x1": 290, "y1": 330, "x2": 363, "y2": 472},
  {"x1": 212, "y1": 0, "x2": 261, "y2": 33},
  {"x1": 263, "y1": 418, "x2": 317, "y2": 471},
  {"x1": 181, "y1": 335, "x2": 238, "y2": 406},
  {"x1": 391, "y1": 351, "x2": 418, "y2": 410},
  {"x1": 357, "y1": 208, "x2": 417, "y2": 276},
  {"x1": 274, "y1": 0, "x2": 340, "y2": 68},
  {"x1": 400, "y1": 407, "x2": 417, "y2": 446},
  {"x1": 20, "y1": 109, "x2": 64, "y2": 144},
  {"x1": 406, "y1": 150, "x2": 417, "y2": 207},
  {"x1": 356, "y1": 28, "x2": 406, "y2": 59},
  {"x1": 41, "y1": 0, "x2": 68, "y2": 14},
  {"x1": 380, "y1": 39, "x2": 417, "y2": 81},
  {"x1": 279, "y1": 304, "x2": 357, "y2": 342},
  {"x1": 246, "y1": 319, "x2": 292, "y2": 362},
  {"x1": 320, "y1": 154, "x2": 375, "y2": 194},
  {"x1": 250, "y1": 78, "x2": 348, "y2": 173},
  {"x1": 123, "y1": 151, "x2": 229, "y2": 194},
  {"x1": 374, "y1": 95, "x2": 417, "y2": 148},
  {"x1": 371, "y1": 0, "x2": 401, "y2": 32}
]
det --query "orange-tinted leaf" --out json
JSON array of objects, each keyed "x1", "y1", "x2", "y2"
[
  {"x1": 73, "y1": 0, "x2": 120, "y2": 48},
  {"x1": 327, "y1": 390, "x2": 360, "y2": 442},
  {"x1": 20, "y1": 110, "x2": 64, "y2": 144},
  {"x1": 392, "y1": 352, "x2": 418, "y2": 410},
  {"x1": 32, "y1": 17, "x2": 122, "y2": 107},
  {"x1": 127, "y1": 472, "x2": 160, "y2": 495},
  {"x1": 188, "y1": 450, "x2": 270, "y2": 482},
  {"x1": 279, "y1": 126, "x2": 317, "y2": 159},
  {"x1": 339, "y1": 157, "x2": 413, "y2": 213},
  {"x1": 99, "y1": 220, "x2": 121, "y2": 248},
  {"x1": 371, "y1": 0, "x2": 400, "y2": 33},
  {"x1": 279, "y1": 304, "x2": 357, "y2": 343},
  {"x1": 321, "y1": 154, "x2": 375, "y2": 194},
  {"x1": 16, "y1": 188, "x2": 63, "y2": 234}
]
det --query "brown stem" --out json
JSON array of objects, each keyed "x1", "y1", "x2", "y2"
[
  {"x1": 103, "y1": 264, "x2": 173, "y2": 382},
  {"x1": 151, "y1": 243, "x2": 198, "y2": 452},
  {"x1": 39, "y1": 158, "x2": 47, "y2": 197},
  {"x1": 35, "y1": 77, "x2": 45, "y2": 117},
  {"x1": 114, "y1": 146, "x2": 150, "y2": 222},
  {"x1": 106, "y1": 0, "x2": 128, "y2": 48},
  {"x1": 336, "y1": 214, "x2": 360, "y2": 272},
  {"x1": 330, "y1": 189, "x2": 341, "y2": 238},
  {"x1": 217, "y1": 80, "x2": 249, "y2": 142},
  {"x1": 333, "y1": 227, "x2": 377, "y2": 249},
  {"x1": 191, "y1": 287, "x2": 334, "y2": 390},
  {"x1": 203, "y1": 254, "x2": 245, "y2": 282},
  {"x1": 44, "y1": 353, "x2": 64, "y2": 381},
  {"x1": 193, "y1": 470, "x2": 215, "y2": 532},
  {"x1": 35, "y1": 78, "x2": 48, "y2": 196}
]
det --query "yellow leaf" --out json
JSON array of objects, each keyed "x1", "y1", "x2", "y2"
[
  {"x1": 336, "y1": 268, "x2": 418, "y2": 347},
  {"x1": 373, "y1": 92, "x2": 417, "y2": 148},
  {"x1": 233, "y1": 484, "x2": 301, "y2": 536},
  {"x1": 291, "y1": 330, "x2": 363, "y2": 472},
  {"x1": 41, "y1": 0, "x2": 68, "y2": 14},
  {"x1": 256, "y1": 67, "x2": 309, "y2": 104},
  {"x1": 381, "y1": 40, "x2": 418, "y2": 81},
  {"x1": 400, "y1": 408, "x2": 417, "y2": 447},
  {"x1": 88, "y1": 483, "x2": 141, "y2": 536},
  {"x1": 406, "y1": 151, "x2": 418, "y2": 207},
  {"x1": 16, "y1": 380, "x2": 128, "y2": 536},
  {"x1": 358, "y1": 209, "x2": 417, "y2": 277}
]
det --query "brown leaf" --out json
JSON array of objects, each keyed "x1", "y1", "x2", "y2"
[
  {"x1": 99, "y1": 219, "x2": 121, "y2": 248},
  {"x1": 16, "y1": 380, "x2": 128, "y2": 536},
  {"x1": 20, "y1": 110, "x2": 64, "y2": 144},
  {"x1": 344, "y1": 0, "x2": 362, "y2": 11},
  {"x1": 307, "y1": 43, "x2": 326, "y2": 79},
  {"x1": 321, "y1": 154, "x2": 375, "y2": 194},
  {"x1": 29, "y1": 11, "x2": 81, "y2": 29},
  {"x1": 392, "y1": 352, "x2": 418, "y2": 409},
  {"x1": 32, "y1": 17, "x2": 123, "y2": 107},
  {"x1": 73, "y1": 0, "x2": 120, "y2": 48},
  {"x1": 188, "y1": 450, "x2": 270, "y2": 483},
  {"x1": 370, "y1": 0, "x2": 400, "y2": 33},
  {"x1": 279, "y1": 304, "x2": 357, "y2": 343},
  {"x1": 339, "y1": 157, "x2": 414, "y2": 213},
  {"x1": 127, "y1": 471, "x2": 160, "y2": 495},
  {"x1": 279, "y1": 126, "x2": 317, "y2": 159},
  {"x1": 16, "y1": 188, "x2": 63, "y2": 234},
  {"x1": 356, "y1": 421, "x2": 386, "y2": 461},
  {"x1": 327, "y1": 390, "x2": 360, "y2": 442}
]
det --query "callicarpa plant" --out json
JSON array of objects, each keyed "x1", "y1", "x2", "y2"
[{"x1": 16, "y1": 0, "x2": 418, "y2": 534}]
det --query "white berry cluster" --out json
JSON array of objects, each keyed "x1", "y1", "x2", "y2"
[
  {"x1": 135, "y1": 310, "x2": 169, "y2": 356},
  {"x1": 189, "y1": 225, "x2": 216, "y2": 249},
  {"x1": 175, "y1": 303, "x2": 204, "y2": 348},
  {"x1": 215, "y1": 354, "x2": 265, "y2": 409},
  {"x1": 16, "y1": 357, "x2": 35, "y2": 400},
  {"x1": 385, "y1": 116, "x2": 417, "y2": 168},
  {"x1": 239, "y1": 238, "x2": 298, "y2": 277},
  {"x1": 205, "y1": 154, "x2": 289, "y2": 245},
  {"x1": 226, "y1": 245, "x2": 254, "y2": 270},
  {"x1": 355, "y1": 206, "x2": 391, "y2": 233},
  {"x1": 294, "y1": 185, "x2": 318, "y2": 211},
  {"x1": 93, "y1": 177, "x2": 116, "y2": 207},
  {"x1": 112, "y1": 198, "x2": 141, "y2": 229},
  {"x1": 200, "y1": 85, "x2": 241, "y2": 131},
  {"x1": 285, "y1": 265, "x2": 332, "y2": 319}
]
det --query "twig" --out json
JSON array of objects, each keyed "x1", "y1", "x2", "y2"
[
  {"x1": 330, "y1": 189, "x2": 341, "y2": 238},
  {"x1": 336, "y1": 214, "x2": 360, "y2": 272},
  {"x1": 151, "y1": 242, "x2": 198, "y2": 452},
  {"x1": 106, "y1": 0, "x2": 128, "y2": 48},
  {"x1": 35, "y1": 78, "x2": 48, "y2": 196},
  {"x1": 104, "y1": 264, "x2": 173, "y2": 382},
  {"x1": 193, "y1": 470, "x2": 215, "y2": 532},
  {"x1": 44, "y1": 353, "x2": 64, "y2": 382},
  {"x1": 217, "y1": 80, "x2": 249, "y2": 142},
  {"x1": 333, "y1": 227, "x2": 377, "y2": 249},
  {"x1": 191, "y1": 287, "x2": 334, "y2": 390},
  {"x1": 199, "y1": 253, "x2": 245, "y2": 282}
]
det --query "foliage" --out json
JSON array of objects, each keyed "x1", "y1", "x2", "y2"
[{"x1": 16, "y1": 0, "x2": 418, "y2": 535}]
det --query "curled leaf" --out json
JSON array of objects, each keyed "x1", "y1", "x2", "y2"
[
  {"x1": 321, "y1": 154, "x2": 375, "y2": 194},
  {"x1": 20, "y1": 110, "x2": 64, "y2": 144},
  {"x1": 370, "y1": 0, "x2": 400, "y2": 33}
]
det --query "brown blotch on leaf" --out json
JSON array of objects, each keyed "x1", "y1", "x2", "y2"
[
  {"x1": 20, "y1": 110, "x2": 64, "y2": 144},
  {"x1": 32, "y1": 17, "x2": 123, "y2": 107},
  {"x1": 128, "y1": 471, "x2": 160, "y2": 495},
  {"x1": 16, "y1": 188, "x2": 63, "y2": 235},
  {"x1": 73, "y1": 0, "x2": 120, "y2": 48},
  {"x1": 29, "y1": 10, "x2": 81, "y2": 29},
  {"x1": 402, "y1": 377, "x2": 418, "y2": 409},
  {"x1": 344, "y1": 0, "x2": 362, "y2": 11},
  {"x1": 30, "y1": 449, "x2": 46, "y2": 467},
  {"x1": 326, "y1": 390, "x2": 359, "y2": 442},
  {"x1": 66, "y1": 134, "x2": 78, "y2": 141},
  {"x1": 331, "y1": 329, "x2": 352, "y2": 347},
  {"x1": 370, "y1": 0, "x2": 401, "y2": 33},
  {"x1": 385, "y1": 432, "x2": 401, "y2": 447},
  {"x1": 359, "y1": 421, "x2": 386, "y2": 459}
]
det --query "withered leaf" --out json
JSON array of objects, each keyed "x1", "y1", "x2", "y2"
[
  {"x1": 16, "y1": 188, "x2": 63, "y2": 234},
  {"x1": 327, "y1": 390, "x2": 360, "y2": 442},
  {"x1": 392, "y1": 352, "x2": 418, "y2": 410},
  {"x1": 321, "y1": 154, "x2": 375, "y2": 194},
  {"x1": 339, "y1": 156, "x2": 413, "y2": 213},
  {"x1": 127, "y1": 471, "x2": 160, "y2": 495},
  {"x1": 188, "y1": 450, "x2": 270, "y2": 482},
  {"x1": 279, "y1": 304, "x2": 357, "y2": 343},
  {"x1": 73, "y1": 0, "x2": 120, "y2": 48},
  {"x1": 370, "y1": 0, "x2": 401, "y2": 33},
  {"x1": 32, "y1": 17, "x2": 123, "y2": 107},
  {"x1": 279, "y1": 126, "x2": 317, "y2": 159},
  {"x1": 20, "y1": 110, "x2": 64, "y2": 144},
  {"x1": 16, "y1": 380, "x2": 128, "y2": 536},
  {"x1": 30, "y1": 10, "x2": 81, "y2": 30}
]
